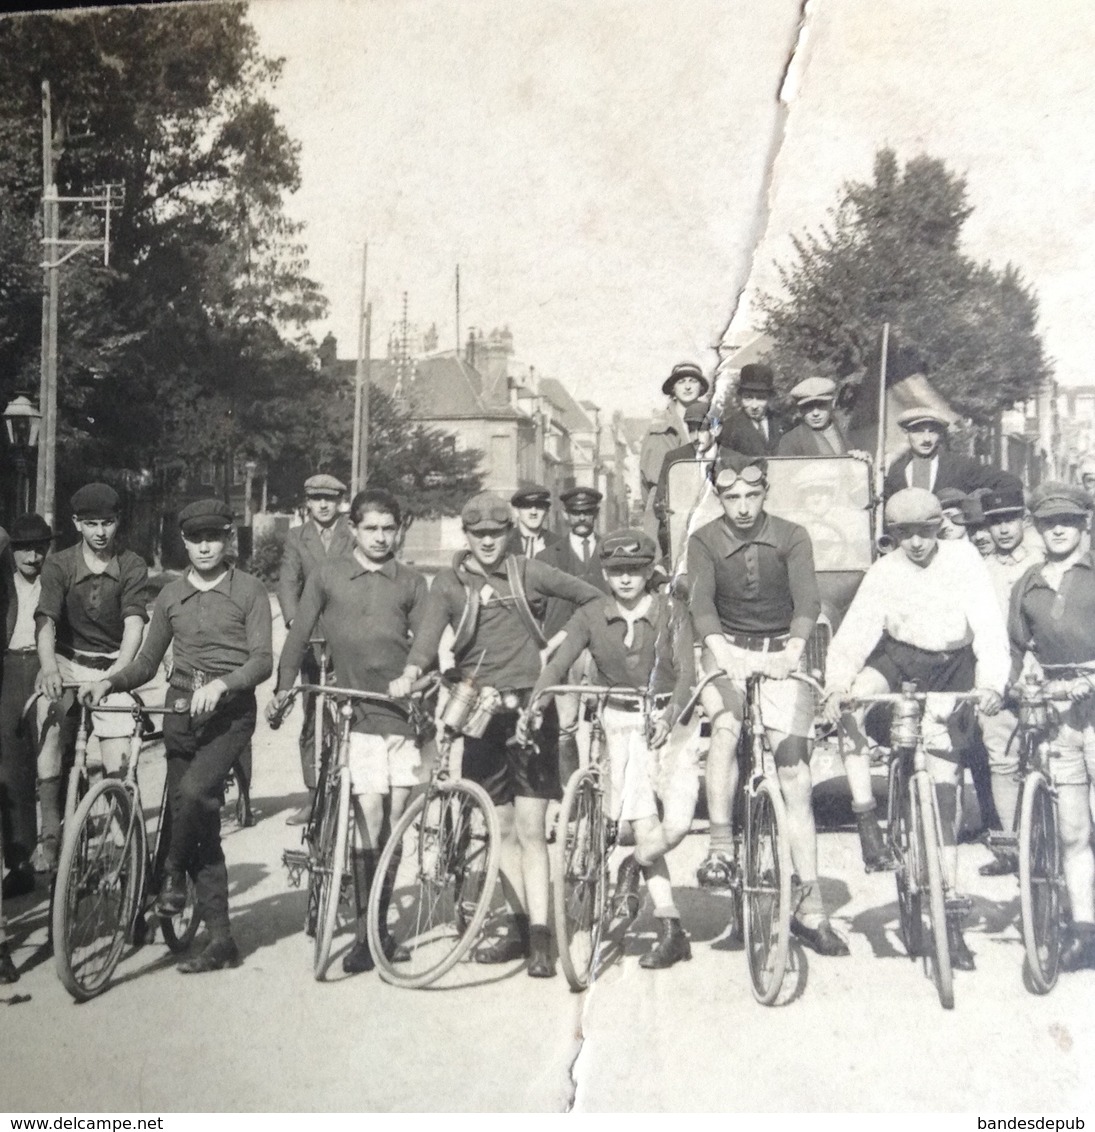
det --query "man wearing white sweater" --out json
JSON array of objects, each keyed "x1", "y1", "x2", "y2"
[{"x1": 822, "y1": 488, "x2": 1010, "y2": 970}]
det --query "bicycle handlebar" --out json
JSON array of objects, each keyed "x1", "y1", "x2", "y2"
[
  {"x1": 678, "y1": 667, "x2": 823, "y2": 726},
  {"x1": 269, "y1": 676, "x2": 437, "y2": 730},
  {"x1": 840, "y1": 690, "x2": 985, "y2": 707},
  {"x1": 526, "y1": 684, "x2": 650, "y2": 713}
]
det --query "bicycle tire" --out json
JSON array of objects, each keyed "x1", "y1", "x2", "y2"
[
  {"x1": 367, "y1": 778, "x2": 500, "y2": 989},
  {"x1": 552, "y1": 768, "x2": 609, "y2": 992},
  {"x1": 743, "y1": 777, "x2": 792, "y2": 1005},
  {"x1": 151, "y1": 800, "x2": 200, "y2": 954},
  {"x1": 888, "y1": 755, "x2": 923, "y2": 958},
  {"x1": 914, "y1": 775, "x2": 953, "y2": 1010},
  {"x1": 53, "y1": 779, "x2": 143, "y2": 1001},
  {"x1": 1019, "y1": 770, "x2": 1062, "y2": 994},
  {"x1": 314, "y1": 769, "x2": 352, "y2": 980}
]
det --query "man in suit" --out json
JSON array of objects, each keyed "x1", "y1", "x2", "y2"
[
  {"x1": 506, "y1": 485, "x2": 559, "y2": 559},
  {"x1": 718, "y1": 363, "x2": 784, "y2": 459},
  {"x1": 882, "y1": 407, "x2": 1013, "y2": 501},
  {"x1": 537, "y1": 487, "x2": 612, "y2": 780},
  {"x1": 277, "y1": 473, "x2": 355, "y2": 825},
  {"x1": 777, "y1": 377, "x2": 851, "y2": 457}
]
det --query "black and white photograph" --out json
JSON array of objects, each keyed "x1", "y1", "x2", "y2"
[{"x1": 1, "y1": 0, "x2": 1094, "y2": 1117}]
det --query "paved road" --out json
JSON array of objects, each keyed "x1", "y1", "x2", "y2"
[{"x1": 2, "y1": 626, "x2": 1094, "y2": 1112}]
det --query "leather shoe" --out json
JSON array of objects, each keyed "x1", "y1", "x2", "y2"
[
  {"x1": 155, "y1": 872, "x2": 187, "y2": 916},
  {"x1": 285, "y1": 797, "x2": 314, "y2": 827},
  {"x1": 527, "y1": 926, "x2": 556, "y2": 978},
  {"x1": 342, "y1": 939, "x2": 375, "y2": 974},
  {"x1": 856, "y1": 813, "x2": 897, "y2": 873},
  {"x1": 177, "y1": 937, "x2": 241, "y2": 974},
  {"x1": 978, "y1": 853, "x2": 1018, "y2": 877},
  {"x1": 639, "y1": 917, "x2": 692, "y2": 969},
  {"x1": 380, "y1": 934, "x2": 410, "y2": 964},
  {"x1": 1060, "y1": 929, "x2": 1095, "y2": 972},
  {"x1": 791, "y1": 916, "x2": 850, "y2": 957},
  {"x1": 946, "y1": 918, "x2": 976, "y2": 971},
  {"x1": 2, "y1": 864, "x2": 35, "y2": 900},
  {"x1": 696, "y1": 848, "x2": 737, "y2": 890},
  {"x1": 475, "y1": 935, "x2": 527, "y2": 964},
  {"x1": 0, "y1": 943, "x2": 18, "y2": 984},
  {"x1": 613, "y1": 854, "x2": 642, "y2": 920}
]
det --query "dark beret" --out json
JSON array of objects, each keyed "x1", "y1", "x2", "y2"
[
  {"x1": 178, "y1": 498, "x2": 235, "y2": 536},
  {"x1": 70, "y1": 482, "x2": 120, "y2": 520},
  {"x1": 559, "y1": 487, "x2": 603, "y2": 512},
  {"x1": 9, "y1": 513, "x2": 53, "y2": 546}
]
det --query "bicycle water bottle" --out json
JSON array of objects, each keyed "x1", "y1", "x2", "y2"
[{"x1": 891, "y1": 684, "x2": 920, "y2": 749}]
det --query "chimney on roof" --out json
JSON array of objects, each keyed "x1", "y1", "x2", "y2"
[
  {"x1": 479, "y1": 326, "x2": 514, "y2": 398},
  {"x1": 465, "y1": 328, "x2": 477, "y2": 367}
]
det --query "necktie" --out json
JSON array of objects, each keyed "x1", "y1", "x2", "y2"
[
  {"x1": 320, "y1": 527, "x2": 333, "y2": 552},
  {"x1": 524, "y1": 535, "x2": 536, "y2": 557},
  {"x1": 581, "y1": 538, "x2": 590, "y2": 563}
]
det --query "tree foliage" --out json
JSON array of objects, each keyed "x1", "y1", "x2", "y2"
[{"x1": 760, "y1": 148, "x2": 1051, "y2": 421}]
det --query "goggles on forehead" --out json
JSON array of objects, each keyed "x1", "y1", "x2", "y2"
[
  {"x1": 463, "y1": 507, "x2": 510, "y2": 528},
  {"x1": 601, "y1": 540, "x2": 652, "y2": 561},
  {"x1": 713, "y1": 464, "x2": 767, "y2": 490}
]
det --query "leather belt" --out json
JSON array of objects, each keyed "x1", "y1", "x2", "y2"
[
  {"x1": 56, "y1": 644, "x2": 116, "y2": 670},
  {"x1": 724, "y1": 632, "x2": 791, "y2": 653},
  {"x1": 169, "y1": 669, "x2": 229, "y2": 692},
  {"x1": 5, "y1": 646, "x2": 37, "y2": 656}
]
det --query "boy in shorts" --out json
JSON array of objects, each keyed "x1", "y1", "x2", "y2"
[
  {"x1": 521, "y1": 529, "x2": 696, "y2": 968},
  {"x1": 269, "y1": 488, "x2": 429, "y2": 974}
]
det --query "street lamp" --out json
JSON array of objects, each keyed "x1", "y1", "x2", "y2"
[{"x1": 3, "y1": 395, "x2": 42, "y2": 515}]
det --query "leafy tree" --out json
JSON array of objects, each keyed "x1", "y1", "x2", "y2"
[{"x1": 760, "y1": 148, "x2": 1051, "y2": 421}]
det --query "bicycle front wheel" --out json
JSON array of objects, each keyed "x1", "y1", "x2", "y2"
[
  {"x1": 552, "y1": 768, "x2": 609, "y2": 992},
  {"x1": 151, "y1": 796, "x2": 200, "y2": 954},
  {"x1": 53, "y1": 780, "x2": 143, "y2": 1001},
  {"x1": 314, "y1": 769, "x2": 353, "y2": 980},
  {"x1": 888, "y1": 755, "x2": 923, "y2": 958},
  {"x1": 1019, "y1": 770, "x2": 1062, "y2": 994},
  {"x1": 743, "y1": 777, "x2": 792, "y2": 1005},
  {"x1": 367, "y1": 778, "x2": 500, "y2": 989},
  {"x1": 914, "y1": 775, "x2": 953, "y2": 1010}
]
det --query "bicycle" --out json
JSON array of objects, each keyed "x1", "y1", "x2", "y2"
[
  {"x1": 0, "y1": 809, "x2": 16, "y2": 983},
  {"x1": 841, "y1": 683, "x2": 982, "y2": 1010},
  {"x1": 984, "y1": 670, "x2": 1077, "y2": 994},
  {"x1": 364, "y1": 677, "x2": 502, "y2": 989},
  {"x1": 51, "y1": 701, "x2": 198, "y2": 1001}
]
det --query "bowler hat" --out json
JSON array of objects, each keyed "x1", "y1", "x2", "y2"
[
  {"x1": 178, "y1": 498, "x2": 235, "y2": 537},
  {"x1": 70, "y1": 482, "x2": 120, "y2": 520},
  {"x1": 9, "y1": 513, "x2": 53, "y2": 546},
  {"x1": 738, "y1": 363, "x2": 775, "y2": 395},
  {"x1": 661, "y1": 362, "x2": 710, "y2": 398}
]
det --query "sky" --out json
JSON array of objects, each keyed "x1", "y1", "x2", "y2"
[
  {"x1": 246, "y1": 0, "x2": 804, "y2": 417},
  {"x1": 247, "y1": 0, "x2": 1095, "y2": 419}
]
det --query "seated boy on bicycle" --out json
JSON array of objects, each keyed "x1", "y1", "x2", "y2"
[
  {"x1": 822, "y1": 487, "x2": 1008, "y2": 970},
  {"x1": 268, "y1": 488, "x2": 430, "y2": 975},
  {"x1": 1008, "y1": 482, "x2": 1095, "y2": 971},
  {"x1": 688, "y1": 452, "x2": 848, "y2": 957},
  {"x1": 519, "y1": 529, "x2": 696, "y2": 969}
]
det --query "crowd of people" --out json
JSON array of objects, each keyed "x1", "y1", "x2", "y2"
[{"x1": 2, "y1": 357, "x2": 1095, "y2": 988}]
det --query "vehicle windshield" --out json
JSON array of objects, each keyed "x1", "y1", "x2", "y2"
[{"x1": 665, "y1": 455, "x2": 874, "y2": 570}]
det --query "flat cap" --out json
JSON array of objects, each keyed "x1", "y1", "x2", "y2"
[
  {"x1": 511, "y1": 485, "x2": 551, "y2": 508},
  {"x1": 683, "y1": 400, "x2": 712, "y2": 426},
  {"x1": 178, "y1": 498, "x2": 235, "y2": 536},
  {"x1": 789, "y1": 376, "x2": 837, "y2": 404},
  {"x1": 303, "y1": 473, "x2": 347, "y2": 497},
  {"x1": 712, "y1": 450, "x2": 767, "y2": 490},
  {"x1": 884, "y1": 487, "x2": 942, "y2": 527},
  {"x1": 461, "y1": 491, "x2": 512, "y2": 532},
  {"x1": 70, "y1": 482, "x2": 120, "y2": 520},
  {"x1": 936, "y1": 487, "x2": 968, "y2": 510},
  {"x1": 961, "y1": 490, "x2": 990, "y2": 526},
  {"x1": 981, "y1": 481, "x2": 1025, "y2": 518},
  {"x1": 9, "y1": 513, "x2": 53, "y2": 546},
  {"x1": 738, "y1": 363, "x2": 775, "y2": 395},
  {"x1": 1029, "y1": 481, "x2": 1093, "y2": 520},
  {"x1": 661, "y1": 361, "x2": 710, "y2": 397},
  {"x1": 599, "y1": 528, "x2": 657, "y2": 568},
  {"x1": 560, "y1": 486, "x2": 603, "y2": 511},
  {"x1": 897, "y1": 406, "x2": 950, "y2": 430}
]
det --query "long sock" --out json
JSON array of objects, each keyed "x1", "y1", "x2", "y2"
[
  {"x1": 643, "y1": 859, "x2": 673, "y2": 913},
  {"x1": 991, "y1": 771, "x2": 1021, "y2": 836},
  {"x1": 708, "y1": 821, "x2": 733, "y2": 852},
  {"x1": 38, "y1": 777, "x2": 62, "y2": 843},
  {"x1": 796, "y1": 877, "x2": 826, "y2": 927}
]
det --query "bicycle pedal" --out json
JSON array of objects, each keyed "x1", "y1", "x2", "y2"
[
  {"x1": 281, "y1": 848, "x2": 309, "y2": 887},
  {"x1": 984, "y1": 831, "x2": 1018, "y2": 851},
  {"x1": 945, "y1": 894, "x2": 973, "y2": 915}
]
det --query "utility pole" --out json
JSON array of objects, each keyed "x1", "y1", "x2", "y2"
[
  {"x1": 455, "y1": 264, "x2": 460, "y2": 355},
  {"x1": 37, "y1": 80, "x2": 122, "y2": 527},
  {"x1": 350, "y1": 243, "x2": 368, "y2": 492}
]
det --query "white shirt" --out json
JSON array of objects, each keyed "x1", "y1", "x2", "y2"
[
  {"x1": 826, "y1": 539, "x2": 1009, "y2": 694},
  {"x1": 10, "y1": 572, "x2": 41, "y2": 650},
  {"x1": 569, "y1": 533, "x2": 595, "y2": 563}
]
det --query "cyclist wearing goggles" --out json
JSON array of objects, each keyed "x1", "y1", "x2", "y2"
[
  {"x1": 688, "y1": 455, "x2": 848, "y2": 957},
  {"x1": 397, "y1": 490, "x2": 604, "y2": 978}
]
